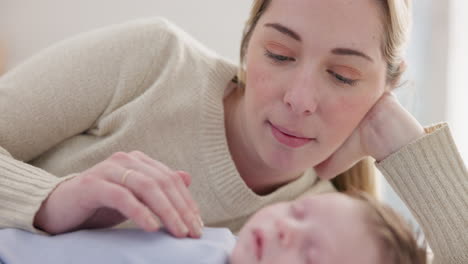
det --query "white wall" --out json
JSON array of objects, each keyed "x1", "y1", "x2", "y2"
[
  {"x1": 0, "y1": 0, "x2": 251, "y2": 69},
  {"x1": 395, "y1": 0, "x2": 450, "y2": 125},
  {"x1": 448, "y1": 0, "x2": 468, "y2": 163}
]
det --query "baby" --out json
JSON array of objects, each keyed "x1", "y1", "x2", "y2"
[
  {"x1": 0, "y1": 192, "x2": 427, "y2": 264},
  {"x1": 231, "y1": 191, "x2": 427, "y2": 264}
]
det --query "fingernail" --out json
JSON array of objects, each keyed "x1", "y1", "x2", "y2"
[
  {"x1": 192, "y1": 219, "x2": 202, "y2": 237},
  {"x1": 147, "y1": 217, "x2": 159, "y2": 230},
  {"x1": 198, "y1": 216, "x2": 204, "y2": 227},
  {"x1": 179, "y1": 222, "x2": 189, "y2": 236}
]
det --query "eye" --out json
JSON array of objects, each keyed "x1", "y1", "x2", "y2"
[
  {"x1": 326, "y1": 69, "x2": 358, "y2": 86},
  {"x1": 290, "y1": 202, "x2": 306, "y2": 220},
  {"x1": 265, "y1": 49, "x2": 295, "y2": 64},
  {"x1": 304, "y1": 248, "x2": 319, "y2": 264},
  {"x1": 303, "y1": 239, "x2": 321, "y2": 264}
]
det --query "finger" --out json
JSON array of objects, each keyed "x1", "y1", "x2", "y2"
[
  {"x1": 131, "y1": 152, "x2": 199, "y2": 212},
  {"x1": 112, "y1": 169, "x2": 192, "y2": 238},
  {"x1": 149, "y1": 185, "x2": 192, "y2": 238},
  {"x1": 129, "y1": 152, "x2": 202, "y2": 231},
  {"x1": 176, "y1": 171, "x2": 191, "y2": 187},
  {"x1": 91, "y1": 181, "x2": 161, "y2": 232},
  {"x1": 162, "y1": 174, "x2": 203, "y2": 238},
  {"x1": 129, "y1": 152, "x2": 198, "y2": 212},
  {"x1": 174, "y1": 171, "x2": 204, "y2": 234},
  {"x1": 129, "y1": 151, "x2": 174, "y2": 175},
  {"x1": 314, "y1": 130, "x2": 363, "y2": 180},
  {"x1": 175, "y1": 171, "x2": 200, "y2": 214},
  {"x1": 175, "y1": 170, "x2": 203, "y2": 227}
]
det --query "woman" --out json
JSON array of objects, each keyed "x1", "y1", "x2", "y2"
[{"x1": 0, "y1": 0, "x2": 466, "y2": 262}]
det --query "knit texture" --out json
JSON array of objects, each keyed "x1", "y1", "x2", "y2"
[{"x1": 377, "y1": 124, "x2": 468, "y2": 264}]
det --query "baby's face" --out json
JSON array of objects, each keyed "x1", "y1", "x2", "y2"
[{"x1": 230, "y1": 193, "x2": 380, "y2": 264}]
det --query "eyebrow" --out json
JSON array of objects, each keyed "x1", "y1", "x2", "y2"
[
  {"x1": 264, "y1": 23, "x2": 302, "y2": 42},
  {"x1": 264, "y1": 23, "x2": 374, "y2": 63},
  {"x1": 331, "y1": 48, "x2": 374, "y2": 63}
]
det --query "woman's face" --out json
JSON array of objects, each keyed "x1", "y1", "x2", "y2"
[
  {"x1": 230, "y1": 193, "x2": 380, "y2": 264},
  {"x1": 241, "y1": 0, "x2": 388, "y2": 178}
]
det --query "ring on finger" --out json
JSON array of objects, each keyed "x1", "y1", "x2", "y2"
[{"x1": 120, "y1": 169, "x2": 134, "y2": 185}]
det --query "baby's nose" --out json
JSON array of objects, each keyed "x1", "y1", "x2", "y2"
[{"x1": 276, "y1": 219, "x2": 300, "y2": 248}]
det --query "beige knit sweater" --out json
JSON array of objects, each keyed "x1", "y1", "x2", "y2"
[{"x1": 0, "y1": 18, "x2": 466, "y2": 263}]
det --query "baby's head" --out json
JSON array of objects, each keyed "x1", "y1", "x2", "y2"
[{"x1": 230, "y1": 192, "x2": 426, "y2": 264}]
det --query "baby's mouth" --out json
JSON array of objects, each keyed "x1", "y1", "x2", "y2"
[{"x1": 253, "y1": 228, "x2": 264, "y2": 261}]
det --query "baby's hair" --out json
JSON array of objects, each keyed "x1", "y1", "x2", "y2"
[{"x1": 346, "y1": 190, "x2": 428, "y2": 264}]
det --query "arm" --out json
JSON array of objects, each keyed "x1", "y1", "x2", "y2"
[
  {"x1": 377, "y1": 124, "x2": 468, "y2": 264},
  {"x1": 0, "y1": 18, "x2": 171, "y2": 232},
  {"x1": 314, "y1": 93, "x2": 467, "y2": 263}
]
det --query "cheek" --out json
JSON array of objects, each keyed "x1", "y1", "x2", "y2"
[
  {"x1": 244, "y1": 63, "x2": 278, "y2": 122},
  {"x1": 245, "y1": 61, "x2": 278, "y2": 105},
  {"x1": 337, "y1": 96, "x2": 373, "y2": 122},
  {"x1": 324, "y1": 93, "x2": 378, "y2": 139},
  {"x1": 263, "y1": 250, "x2": 304, "y2": 264}
]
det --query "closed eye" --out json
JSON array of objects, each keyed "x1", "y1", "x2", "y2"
[
  {"x1": 326, "y1": 69, "x2": 358, "y2": 86},
  {"x1": 290, "y1": 202, "x2": 306, "y2": 220},
  {"x1": 265, "y1": 50, "x2": 295, "y2": 63}
]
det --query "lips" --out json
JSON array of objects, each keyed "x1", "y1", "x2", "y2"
[
  {"x1": 253, "y1": 228, "x2": 264, "y2": 261},
  {"x1": 271, "y1": 122, "x2": 309, "y2": 138},
  {"x1": 268, "y1": 121, "x2": 314, "y2": 148}
]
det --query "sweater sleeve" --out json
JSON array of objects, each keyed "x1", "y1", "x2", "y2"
[
  {"x1": 0, "y1": 18, "x2": 172, "y2": 232},
  {"x1": 0, "y1": 146, "x2": 76, "y2": 232},
  {"x1": 376, "y1": 123, "x2": 468, "y2": 264}
]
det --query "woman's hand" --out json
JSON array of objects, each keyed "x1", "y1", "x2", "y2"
[
  {"x1": 315, "y1": 92, "x2": 425, "y2": 180},
  {"x1": 34, "y1": 151, "x2": 203, "y2": 238}
]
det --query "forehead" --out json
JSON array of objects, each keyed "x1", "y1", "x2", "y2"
[
  {"x1": 300, "y1": 192, "x2": 362, "y2": 214},
  {"x1": 259, "y1": 0, "x2": 384, "y2": 61},
  {"x1": 301, "y1": 194, "x2": 380, "y2": 263}
]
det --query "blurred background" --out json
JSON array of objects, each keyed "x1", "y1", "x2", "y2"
[{"x1": 1, "y1": 1, "x2": 467, "y2": 225}]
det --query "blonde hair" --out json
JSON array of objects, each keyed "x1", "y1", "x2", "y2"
[
  {"x1": 237, "y1": 0, "x2": 413, "y2": 197},
  {"x1": 349, "y1": 191, "x2": 427, "y2": 264}
]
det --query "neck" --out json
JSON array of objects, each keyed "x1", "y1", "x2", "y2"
[{"x1": 223, "y1": 88, "x2": 294, "y2": 195}]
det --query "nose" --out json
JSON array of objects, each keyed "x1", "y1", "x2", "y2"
[
  {"x1": 276, "y1": 219, "x2": 301, "y2": 248},
  {"x1": 283, "y1": 74, "x2": 318, "y2": 116}
]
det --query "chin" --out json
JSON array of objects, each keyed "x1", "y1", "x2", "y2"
[
  {"x1": 230, "y1": 245, "x2": 252, "y2": 264},
  {"x1": 262, "y1": 138, "x2": 317, "y2": 168},
  {"x1": 261, "y1": 149, "x2": 309, "y2": 173}
]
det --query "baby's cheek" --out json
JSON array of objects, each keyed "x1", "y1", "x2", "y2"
[{"x1": 263, "y1": 250, "x2": 303, "y2": 264}]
